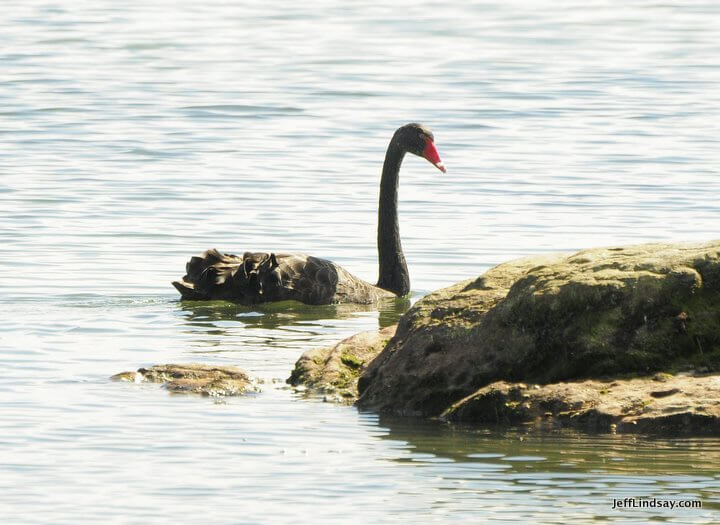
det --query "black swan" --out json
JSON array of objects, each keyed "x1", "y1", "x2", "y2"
[{"x1": 172, "y1": 123, "x2": 446, "y2": 305}]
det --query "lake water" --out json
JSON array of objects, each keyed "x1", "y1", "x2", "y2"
[{"x1": 1, "y1": 1, "x2": 719, "y2": 522}]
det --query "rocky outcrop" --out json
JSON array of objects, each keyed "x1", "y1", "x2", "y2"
[
  {"x1": 112, "y1": 363, "x2": 256, "y2": 397},
  {"x1": 356, "y1": 240, "x2": 720, "y2": 419},
  {"x1": 287, "y1": 325, "x2": 396, "y2": 403},
  {"x1": 443, "y1": 372, "x2": 720, "y2": 435}
]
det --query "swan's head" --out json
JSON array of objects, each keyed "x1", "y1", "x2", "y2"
[{"x1": 396, "y1": 123, "x2": 446, "y2": 173}]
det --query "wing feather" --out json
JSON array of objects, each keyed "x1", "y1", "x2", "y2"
[{"x1": 173, "y1": 249, "x2": 393, "y2": 305}]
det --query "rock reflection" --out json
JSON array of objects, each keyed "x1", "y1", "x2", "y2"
[{"x1": 374, "y1": 416, "x2": 720, "y2": 478}]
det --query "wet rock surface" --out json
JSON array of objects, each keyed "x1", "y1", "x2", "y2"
[
  {"x1": 112, "y1": 363, "x2": 256, "y2": 397},
  {"x1": 443, "y1": 373, "x2": 720, "y2": 435}
]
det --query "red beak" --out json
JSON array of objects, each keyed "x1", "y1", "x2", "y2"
[{"x1": 422, "y1": 137, "x2": 446, "y2": 173}]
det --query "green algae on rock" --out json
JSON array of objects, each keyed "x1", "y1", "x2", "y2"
[
  {"x1": 356, "y1": 240, "x2": 720, "y2": 418},
  {"x1": 112, "y1": 363, "x2": 256, "y2": 397},
  {"x1": 287, "y1": 325, "x2": 397, "y2": 403}
]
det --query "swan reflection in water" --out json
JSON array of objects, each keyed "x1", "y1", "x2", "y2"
[{"x1": 175, "y1": 296, "x2": 411, "y2": 335}]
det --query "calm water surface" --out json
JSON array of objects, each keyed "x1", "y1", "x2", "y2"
[{"x1": 1, "y1": 1, "x2": 719, "y2": 523}]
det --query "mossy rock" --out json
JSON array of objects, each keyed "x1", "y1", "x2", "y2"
[
  {"x1": 356, "y1": 240, "x2": 720, "y2": 417},
  {"x1": 340, "y1": 352, "x2": 365, "y2": 369},
  {"x1": 287, "y1": 325, "x2": 396, "y2": 403},
  {"x1": 442, "y1": 374, "x2": 720, "y2": 436},
  {"x1": 111, "y1": 363, "x2": 255, "y2": 397}
]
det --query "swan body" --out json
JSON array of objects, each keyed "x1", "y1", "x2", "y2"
[
  {"x1": 173, "y1": 123, "x2": 445, "y2": 305},
  {"x1": 173, "y1": 249, "x2": 393, "y2": 305}
]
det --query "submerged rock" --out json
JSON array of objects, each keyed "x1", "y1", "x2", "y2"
[
  {"x1": 287, "y1": 325, "x2": 397, "y2": 403},
  {"x1": 111, "y1": 363, "x2": 256, "y2": 397},
  {"x1": 356, "y1": 240, "x2": 720, "y2": 419},
  {"x1": 443, "y1": 373, "x2": 720, "y2": 435}
]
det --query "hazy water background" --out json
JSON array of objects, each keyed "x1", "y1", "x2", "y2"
[{"x1": 2, "y1": 1, "x2": 720, "y2": 523}]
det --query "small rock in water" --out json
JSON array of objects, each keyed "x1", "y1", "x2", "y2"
[
  {"x1": 111, "y1": 371, "x2": 140, "y2": 383},
  {"x1": 111, "y1": 363, "x2": 257, "y2": 397}
]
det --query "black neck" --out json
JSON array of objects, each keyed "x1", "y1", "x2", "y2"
[{"x1": 376, "y1": 139, "x2": 410, "y2": 296}]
